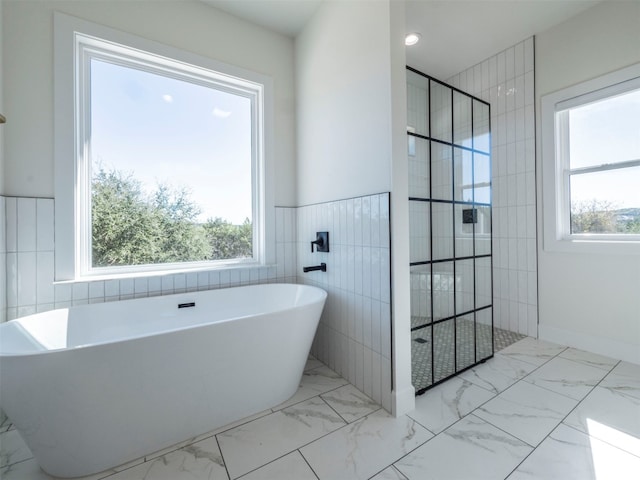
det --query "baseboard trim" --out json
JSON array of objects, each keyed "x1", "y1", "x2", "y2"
[
  {"x1": 539, "y1": 324, "x2": 639, "y2": 365},
  {"x1": 391, "y1": 385, "x2": 416, "y2": 417}
]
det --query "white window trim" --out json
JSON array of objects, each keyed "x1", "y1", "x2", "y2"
[
  {"x1": 541, "y1": 62, "x2": 640, "y2": 255},
  {"x1": 54, "y1": 13, "x2": 275, "y2": 281}
]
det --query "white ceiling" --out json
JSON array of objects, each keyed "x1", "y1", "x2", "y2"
[
  {"x1": 201, "y1": 0, "x2": 322, "y2": 37},
  {"x1": 201, "y1": 0, "x2": 601, "y2": 80}
]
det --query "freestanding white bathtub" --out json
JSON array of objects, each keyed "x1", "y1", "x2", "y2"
[{"x1": 0, "y1": 283, "x2": 327, "y2": 478}]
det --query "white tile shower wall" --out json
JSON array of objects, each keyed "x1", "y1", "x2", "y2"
[
  {"x1": 296, "y1": 193, "x2": 392, "y2": 412},
  {"x1": 2, "y1": 199, "x2": 296, "y2": 320},
  {"x1": 447, "y1": 37, "x2": 537, "y2": 337}
]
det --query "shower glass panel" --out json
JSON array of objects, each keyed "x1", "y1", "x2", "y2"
[
  {"x1": 473, "y1": 100, "x2": 491, "y2": 153},
  {"x1": 475, "y1": 206, "x2": 492, "y2": 256},
  {"x1": 454, "y1": 148, "x2": 473, "y2": 203},
  {"x1": 432, "y1": 262, "x2": 455, "y2": 321},
  {"x1": 455, "y1": 258, "x2": 475, "y2": 313},
  {"x1": 431, "y1": 143, "x2": 453, "y2": 200},
  {"x1": 431, "y1": 83, "x2": 452, "y2": 142},
  {"x1": 409, "y1": 201, "x2": 430, "y2": 264},
  {"x1": 433, "y1": 320, "x2": 455, "y2": 382},
  {"x1": 407, "y1": 70, "x2": 429, "y2": 137},
  {"x1": 456, "y1": 313, "x2": 477, "y2": 371},
  {"x1": 431, "y1": 203, "x2": 454, "y2": 261},
  {"x1": 407, "y1": 67, "x2": 493, "y2": 395},
  {"x1": 453, "y1": 92, "x2": 473, "y2": 148},
  {"x1": 455, "y1": 204, "x2": 474, "y2": 258},
  {"x1": 408, "y1": 136, "x2": 430, "y2": 198},
  {"x1": 476, "y1": 308, "x2": 493, "y2": 360}
]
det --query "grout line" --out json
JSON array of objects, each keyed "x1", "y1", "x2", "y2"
[
  {"x1": 497, "y1": 356, "x2": 623, "y2": 478},
  {"x1": 298, "y1": 449, "x2": 321, "y2": 480},
  {"x1": 214, "y1": 435, "x2": 232, "y2": 480}
]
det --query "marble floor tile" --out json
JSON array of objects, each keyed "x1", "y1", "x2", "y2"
[
  {"x1": 145, "y1": 409, "x2": 273, "y2": 462},
  {"x1": 497, "y1": 337, "x2": 566, "y2": 366},
  {"x1": 300, "y1": 409, "x2": 433, "y2": 480},
  {"x1": 409, "y1": 377, "x2": 495, "y2": 434},
  {"x1": 0, "y1": 417, "x2": 11, "y2": 434},
  {"x1": 304, "y1": 356, "x2": 324, "y2": 372},
  {"x1": 563, "y1": 385, "x2": 640, "y2": 457},
  {"x1": 522, "y1": 356, "x2": 609, "y2": 400},
  {"x1": 558, "y1": 348, "x2": 619, "y2": 372},
  {"x1": 459, "y1": 353, "x2": 538, "y2": 394},
  {"x1": 474, "y1": 381, "x2": 578, "y2": 447},
  {"x1": 599, "y1": 361, "x2": 640, "y2": 399},
  {"x1": 108, "y1": 436, "x2": 228, "y2": 480},
  {"x1": 370, "y1": 466, "x2": 408, "y2": 480},
  {"x1": 217, "y1": 397, "x2": 345, "y2": 479},
  {"x1": 395, "y1": 415, "x2": 532, "y2": 480},
  {"x1": 0, "y1": 429, "x2": 32, "y2": 468},
  {"x1": 0, "y1": 456, "x2": 142, "y2": 480},
  {"x1": 508, "y1": 423, "x2": 640, "y2": 480},
  {"x1": 320, "y1": 384, "x2": 380, "y2": 423},
  {"x1": 239, "y1": 452, "x2": 317, "y2": 480},
  {"x1": 273, "y1": 365, "x2": 349, "y2": 410}
]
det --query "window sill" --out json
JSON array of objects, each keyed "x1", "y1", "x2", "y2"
[
  {"x1": 543, "y1": 237, "x2": 640, "y2": 256},
  {"x1": 55, "y1": 262, "x2": 275, "y2": 285}
]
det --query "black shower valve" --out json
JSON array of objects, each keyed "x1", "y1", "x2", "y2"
[{"x1": 310, "y1": 231, "x2": 330, "y2": 253}]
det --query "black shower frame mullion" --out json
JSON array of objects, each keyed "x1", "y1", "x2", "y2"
[{"x1": 408, "y1": 66, "x2": 493, "y2": 396}]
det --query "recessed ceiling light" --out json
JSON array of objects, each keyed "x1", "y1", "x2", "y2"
[{"x1": 405, "y1": 33, "x2": 421, "y2": 46}]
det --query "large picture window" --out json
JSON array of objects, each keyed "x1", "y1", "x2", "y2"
[
  {"x1": 55, "y1": 14, "x2": 272, "y2": 279},
  {"x1": 541, "y1": 63, "x2": 640, "y2": 253}
]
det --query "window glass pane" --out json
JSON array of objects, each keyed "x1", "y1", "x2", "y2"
[
  {"x1": 570, "y1": 166, "x2": 640, "y2": 234},
  {"x1": 90, "y1": 59, "x2": 253, "y2": 268},
  {"x1": 569, "y1": 88, "x2": 640, "y2": 169}
]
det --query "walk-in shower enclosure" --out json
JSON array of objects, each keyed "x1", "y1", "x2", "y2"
[{"x1": 407, "y1": 67, "x2": 493, "y2": 394}]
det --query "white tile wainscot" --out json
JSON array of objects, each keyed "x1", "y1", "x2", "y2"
[{"x1": 296, "y1": 193, "x2": 392, "y2": 412}]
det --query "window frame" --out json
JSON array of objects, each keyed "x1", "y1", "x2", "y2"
[
  {"x1": 541, "y1": 62, "x2": 640, "y2": 254},
  {"x1": 54, "y1": 13, "x2": 275, "y2": 281}
]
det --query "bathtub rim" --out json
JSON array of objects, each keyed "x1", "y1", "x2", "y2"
[{"x1": 0, "y1": 283, "x2": 327, "y2": 358}]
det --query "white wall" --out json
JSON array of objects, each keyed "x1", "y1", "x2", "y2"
[
  {"x1": 536, "y1": 1, "x2": 640, "y2": 363},
  {"x1": 295, "y1": 0, "x2": 413, "y2": 415},
  {"x1": 295, "y1": 0, "x2": 393, "y2": 205},
  {"x1": 3, "y1": 0, "x2": 296, "y2": 206}
]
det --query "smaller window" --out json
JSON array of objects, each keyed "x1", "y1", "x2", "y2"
[{"x1": 542, "y1": 63, "x2": 640, "y2": 253}]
